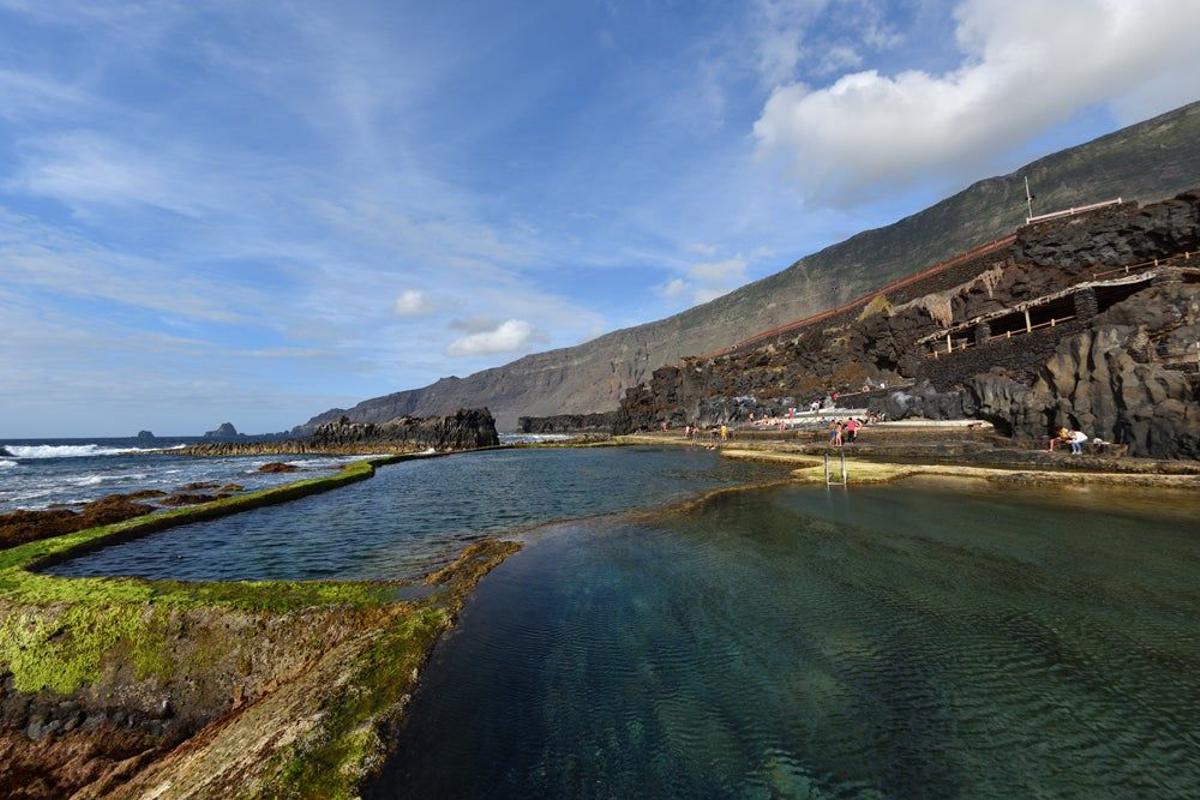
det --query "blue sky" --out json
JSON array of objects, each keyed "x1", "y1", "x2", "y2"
[{"x1": 1, "y1": 0, "x2": 1196, "y2": 437}]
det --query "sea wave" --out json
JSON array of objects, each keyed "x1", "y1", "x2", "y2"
[
  {"x1": 0, "y1": 459, "x2": 16, "y2": 468},
  {"x1": 72, "y1": 473, "x2": 150, "y2": 486},
  {"x1": 3, "y1": 443, "x2": 186, "y2": 459}
]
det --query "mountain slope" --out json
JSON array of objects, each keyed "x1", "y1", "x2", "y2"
[{"x1": 299, "y1": 101, "x2": 1200, "y2": 432}]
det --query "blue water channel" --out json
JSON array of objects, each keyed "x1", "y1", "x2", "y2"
[{"x1": 47, "y1": 446, "x2": 784, "y2": 581}]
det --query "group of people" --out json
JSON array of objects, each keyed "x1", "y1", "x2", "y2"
[
  {"x1": 682, "y1": 424, "x2": 729, "y2": 442},
  {"x1": 827, "y1": 417, "x2": 865, "y2": 447}
]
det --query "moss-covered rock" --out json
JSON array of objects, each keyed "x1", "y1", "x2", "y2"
[{"x1": 0, "y1": 456, "x2": 521, "y2": 799}]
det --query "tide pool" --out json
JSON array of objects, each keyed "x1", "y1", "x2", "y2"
[{"x1": 371, "y1": 479, "x2": 1200, "y2": 799}]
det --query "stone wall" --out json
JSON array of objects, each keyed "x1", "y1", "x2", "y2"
[
  {"x1": 917, "y1": 320, "x2": 1087, "y2": 388},
  {"x1": 517, "y1": 413, "x2": 617, "y2": 434}
]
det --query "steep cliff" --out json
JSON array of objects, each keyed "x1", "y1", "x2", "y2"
[
  {"x1": 299, "y1": 102, "x2": 1200, "y2": 432},
  {"x1": 612, "y1": 191, "x2": 1200, "y2": 458}
]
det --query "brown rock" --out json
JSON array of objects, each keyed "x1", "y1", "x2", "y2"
[
  {"x1": 159, "y1": 494, "x2": 217, "y2": 507},
  {"x1": 257, "y1": 462, "x2": 299, "y2": 474},
  {"x1": 0, "y1": 494, "x2": 155, "y2": 550}
]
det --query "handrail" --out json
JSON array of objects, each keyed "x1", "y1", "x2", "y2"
[
  {"x1": 926, "y1": 315, "x2": 1076, "y2": 358},
  {"x1": 1090, "y1": 251, "x2": 1192, "y2": 280}
]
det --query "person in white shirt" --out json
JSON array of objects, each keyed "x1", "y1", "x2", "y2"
[{"x1": 1069, "y1": 429, "x2": 1089, "y2": 455}]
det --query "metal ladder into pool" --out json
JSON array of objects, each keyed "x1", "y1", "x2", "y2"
[{"x1": 824, "y1": 449, "x2": 848, "y2": 486}]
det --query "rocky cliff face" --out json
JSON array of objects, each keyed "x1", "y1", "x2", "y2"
[
  {"x1": 297, "y1": 102, "x2": 1200, "y2": 433},
  {"x1": 614, "y1": 191, "x2": 1200, "y2": 458},
  {"x1": 889, "y1": 285, "x2": 1200, "y2": 459}
]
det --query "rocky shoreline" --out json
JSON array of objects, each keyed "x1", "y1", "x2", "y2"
[
  {"x1": 179, "y1": 408, "x2": 500, "y2": 457},
  {"x1": 0, "y1": 455, "x2": 521, "y2": 799}
]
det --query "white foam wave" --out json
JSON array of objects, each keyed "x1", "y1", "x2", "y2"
[
  {"x1": 0, "y1": 459, "x2": 16, "y2": 468},
  {"x1": 71, "y1": 472, "x2": 149, "y2": 486},
  {"x1": 4, "y1": 443, "x2": 185, "y2": 459}
]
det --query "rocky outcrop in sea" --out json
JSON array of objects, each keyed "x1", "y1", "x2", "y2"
[
  {"x1": 182, "y1": 408, "x2": 500, "y2": 456},
  {"x1": 202, "y1": 422, "x2": 244, "y2": 440}
]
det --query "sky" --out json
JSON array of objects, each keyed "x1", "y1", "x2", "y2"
[{"x1": 1, "y1": 0, "x2": 1197, "y2": 437}]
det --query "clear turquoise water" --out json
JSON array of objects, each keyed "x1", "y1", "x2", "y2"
[
  {"x1": 48, "y1": 447, "x2": 783, "y2": 581},
  {"x1": 370, "y1": 479, "x2": 1200, "y2": 799}
]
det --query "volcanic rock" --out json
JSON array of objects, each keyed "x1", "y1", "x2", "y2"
[
  {"x1": 203, "y1": 423, "x2": 242, "y2": 440},
  {"x1": 258, "y1": 462, "x2": 299, "y2": 474},
  {"x1": 0, "y1": 494, "x2": 156, "y2": 550}
]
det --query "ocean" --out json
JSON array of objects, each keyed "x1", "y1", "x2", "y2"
[{"x1": 0, "y1": 437, "x2": 365, "y2": 513}]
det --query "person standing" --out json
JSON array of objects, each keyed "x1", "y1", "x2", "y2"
[{"x1": 720, "y1": 423, "x2": 728, "y2": 442}]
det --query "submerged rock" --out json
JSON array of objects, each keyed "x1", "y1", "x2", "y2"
[{"x1": 159, "y1": 493, "x2": 220, "y2": 507}]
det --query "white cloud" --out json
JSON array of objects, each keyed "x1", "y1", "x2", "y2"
[
  {"x1": 751, "y1": 0, "x2": 829, "y2": 87},
  {"x1": 753, "y1": 0, "x2": 1200, "y2": 204},
  {"x1": 692, "y1": 287, "x2": 731, "y2": 304},
  {"x1": 447, "y1": 319, "x2": 536, "y2": 357},
  {"x1": 394, "y1": 289, "x2": 433, "y2": 316},
  {"x1": 658, "y1": 254, "x2": 753, "y2": 307},
  {"x1": 690, "y1": 256, "x2": 748, "y2": 285},
  {"x1": 658, "y1": 277, "x2": 688, "y2": 299}
]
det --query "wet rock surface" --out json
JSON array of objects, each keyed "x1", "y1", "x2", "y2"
[
  {"x1": 257, "y1": 462, "x2": 299, "y2": 474},
  {"x1": 0, "y1": 495, "x2": 156, "y2": 550}
]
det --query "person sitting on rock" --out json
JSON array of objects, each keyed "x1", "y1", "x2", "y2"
[{"x1": 1068, "y1": 429, "x2": 1089, "y2": 455}]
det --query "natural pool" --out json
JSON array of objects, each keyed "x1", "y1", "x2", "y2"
[
  {"x1": 369, "y1": 478, "x2": 1200, "y2": 800},
  {"x1": 47, "y1": 447, "x2": 783, "y2": 581}
]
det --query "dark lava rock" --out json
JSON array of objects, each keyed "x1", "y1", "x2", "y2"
[
  {"x1": 159, "y1": 493, "x2": 218, "y2": 507},
  {"x1": 203, "y1": 422, "x2": 243, "y2": 440},
  {"x1": 258, "y1": 462, "x2": 300, "y2": 474},
  {"x1": 309, "y1": 408, "x2": 500, "y2": 451},
  {"x1": 125, "y1": 489, "x2": 168, "y2": 500},
  {"x1": 135, "y1": 430, "x2": 156, "y2": 442},
  {"x1": 217, "y1": 483, "x2": 244, "y2": 493},
  {"x1": 179, "y1": 481, "x2": 221, "y2": 491},
  {"x1": 0, "y1": 494, "x2": 155, "y2": 550}
]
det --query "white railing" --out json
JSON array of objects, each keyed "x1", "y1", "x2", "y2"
[{"x1": 1027, "y1": 198, "x2": 1122, "y2": 225}]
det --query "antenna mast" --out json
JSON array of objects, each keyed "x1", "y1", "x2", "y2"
[{"x1": 1025, "y1": 176, "x2": 1034, "y2": 220}]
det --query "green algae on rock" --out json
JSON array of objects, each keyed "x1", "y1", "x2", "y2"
[{"x1": 0, "y1": 455, "x2": 522, "y2": 799}]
